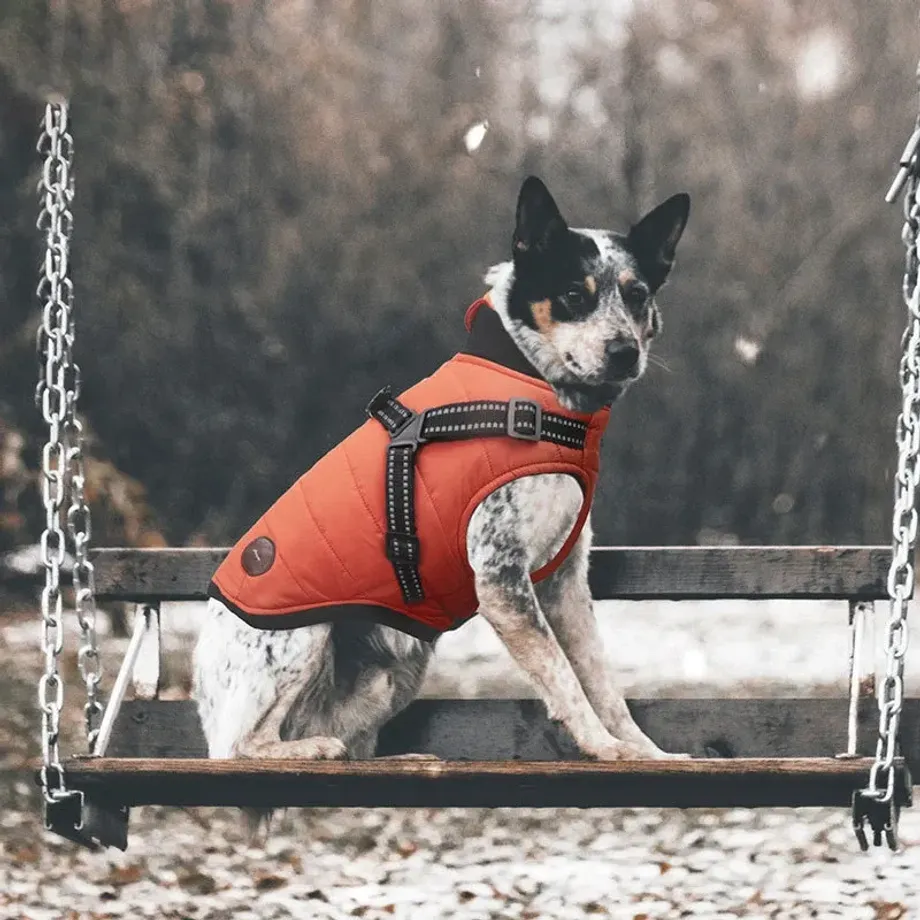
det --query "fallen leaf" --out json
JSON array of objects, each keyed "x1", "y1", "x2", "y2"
[
  {"x1": 395, "y1": 839, "x2": 417, "y2": 857},
  {"x1": 871, "y1": 901, "x2": 907, "y2": 920},
  {"x1": 253, "y1": 872, "x2": 287, "y2": 891},
  {"x1": 107, "y1": 863, "x2": 144, "y2": 887},
  {"x1": 177, "y1": 870, "x2": 217, "y2": 895},
  {"x1": 277, "y1": 848, "x2": 303, "y2": 872},
  {"x1": 10, "y1": 844, "x2": 40, "y2": 865}
]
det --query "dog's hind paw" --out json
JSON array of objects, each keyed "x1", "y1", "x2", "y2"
[{"x1": 237, "y1": 735, "x2": 348, "y2": 760}]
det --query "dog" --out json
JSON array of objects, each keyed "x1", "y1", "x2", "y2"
[{"x1": 193, "y1": 176, "x2": 690, "y2": 790}]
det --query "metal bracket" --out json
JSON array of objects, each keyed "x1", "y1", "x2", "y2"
[
  {"x1": 886, "y1": 126, "x2": 920, "y2": 203},
  {"x1": 43, "y1": 788, "x2": 129, "y2": 851},
  {"x1": 131, "y1": 602, "x2": 161, "y2": 701},
  {"x1": 852, "y1": 763, "x2": 913, "y2": 851},
  {"x1": 837, "y1": 601, "x2": 877, "y2": 759},
  {"x1": 93, "y1": 605, "x2": 158, "y2": 756}
]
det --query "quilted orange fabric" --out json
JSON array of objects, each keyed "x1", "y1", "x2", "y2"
[{"x1": 209, "y1": 302, "x2": 610, "y2": 638}]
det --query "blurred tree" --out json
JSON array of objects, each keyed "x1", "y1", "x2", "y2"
[{"x1": 0, "y1": 0, "x2": 915, "y2": 556}]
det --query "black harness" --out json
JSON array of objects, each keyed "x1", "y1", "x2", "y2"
[{"x1": 364, "y1": 305, "x2": 589, "y2": 605}]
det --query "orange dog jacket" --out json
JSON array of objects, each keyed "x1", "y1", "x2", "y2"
[{"x1": 209, "y1": 299, "x2": 611, "y2": 639}]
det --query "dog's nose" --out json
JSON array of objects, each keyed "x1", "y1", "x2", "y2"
[{"x1": 606, "y1": 341, "x2": 640, "y2": 378}]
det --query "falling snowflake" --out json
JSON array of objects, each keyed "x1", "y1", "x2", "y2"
[
  {"x1": 734, "y1": 335, "x2": 762, "y2": 365},
  {"x1": 463, "y1": 120, "x2": 489, "y2": 154}
]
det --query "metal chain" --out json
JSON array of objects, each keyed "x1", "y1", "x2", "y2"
[
  {"x1": 37, "y1": 100, "x2": 103, "y2": 763},
  {"x1": 60, "y1": 243, "x2": 102, "y2": 744},
  {"x1": 35, "y1": 102, "x2": 74, "y2": 799},
  {"x1": 865, "y1": 94, "x2": 920, "y2": 804}
]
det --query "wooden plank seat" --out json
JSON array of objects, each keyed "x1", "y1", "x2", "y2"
[
  {"x1": 64, "y1": 756, "x2": 907, "y2": 811},
  {"x1": 39, "y1": 545, "x2": 912, "y2": 849},
  {"x1": 64, "y1": 697, "x2": 915, "y2": 810},
  {"x1": 92, "y1": 545, "x2": 894, "y2": 602}
]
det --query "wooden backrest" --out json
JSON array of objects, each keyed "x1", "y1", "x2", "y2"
[{"x1": 91, "y1": 545, "x2": 893, "y2": 603}]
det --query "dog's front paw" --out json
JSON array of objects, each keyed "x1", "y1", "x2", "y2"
[
  {"x1": 585, "y1": 739, "x2": 648, "y2": 761},
  {"x1": 606, "y1": 723, "x2": 689, "y2": 760},
  {"x1": 585, "y1": 738, "x2": 691, "y2": 761},
  {"x1": 621, "y1": 738, "x2": 691, "y2": 760}
]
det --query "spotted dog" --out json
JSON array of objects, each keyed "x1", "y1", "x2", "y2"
[{"x1": 193, "y1": 177, "x2": 691, "y2": 796}]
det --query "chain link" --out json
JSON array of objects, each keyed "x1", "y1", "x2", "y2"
[{"x1": 863, "y1": 116, "x2": 920, "y2": 806}]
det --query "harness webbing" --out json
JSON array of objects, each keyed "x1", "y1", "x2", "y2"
[{"x1": 365, "y1": 386, "x2": 589, "y2": 605}]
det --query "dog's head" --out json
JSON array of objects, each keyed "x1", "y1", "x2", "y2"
[{"x1": 487, "y1": 176, "x2": 690, "y2": 412}]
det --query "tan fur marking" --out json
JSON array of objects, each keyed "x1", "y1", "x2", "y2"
[
  {"x1": 617, "y1": 269, "x2": 636, "y2": 287},
  {"x1": 584, "y1": 275, "x2": 596, "y2": 295},
  {"x1": 531, "y1": 299, "x2": 555, "y2": 334}
]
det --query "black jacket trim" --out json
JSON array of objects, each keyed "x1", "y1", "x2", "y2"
[{"x1": 207, "y1": 581, "x2": 455, "y2": 642}]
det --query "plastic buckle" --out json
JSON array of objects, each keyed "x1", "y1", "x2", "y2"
[
  {"x1": 507, "y1": 398, "x2": 542, "y2": 441},
  {"x1": 389, "y1": 411, "x2": 427, "y2": 450},
  {"x1": 385, "y1": 532, "x2": 420, "y2": 565}
]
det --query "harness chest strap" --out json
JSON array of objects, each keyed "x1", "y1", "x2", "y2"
[{"x1": 365, "y1": 386, "x2": 590, "y2": 604}]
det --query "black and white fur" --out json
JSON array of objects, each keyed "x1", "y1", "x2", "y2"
[{"x1": 193, "y1": 177, "x2": 691, "y2": 795}]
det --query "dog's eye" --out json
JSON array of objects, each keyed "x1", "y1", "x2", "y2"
[
  {"x1": 622, "y1": 283, "x2": 648, "y2": 310},
  {"x1": 563, "y1": 287, "x2": 585, "y2": 308}
]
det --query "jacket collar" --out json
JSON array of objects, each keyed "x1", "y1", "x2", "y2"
[{"x1": 460, "y1": 296, "x2": 543, "y2": 380}]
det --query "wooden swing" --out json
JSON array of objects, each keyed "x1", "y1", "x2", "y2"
[{"x1": 31, "y1": 93, "x2": 917, "y2": 853}]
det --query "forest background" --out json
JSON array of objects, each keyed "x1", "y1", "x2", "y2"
[{"x1": 1, "y1": 0, "x2": 916, "y2": 561}]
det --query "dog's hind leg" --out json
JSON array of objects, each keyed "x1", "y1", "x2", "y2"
[
  {"x1": 235, "y1": 674, "x2": 347, "y2": 760},
  {"x1": 193, "y1": 601, "x2": 340, "y2": 760},
  {"x1": 280, "y1": 621, "x2": 434, "y2": 761},
  {"x1": 193, "y1": 602, "x2": 344, "y2": 842}
]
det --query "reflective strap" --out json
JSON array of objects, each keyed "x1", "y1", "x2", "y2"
[{"x1": 384, "y1": 443, "x2": 424, "y2": 604}]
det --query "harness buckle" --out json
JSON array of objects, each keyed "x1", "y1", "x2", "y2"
[
  {"x1": 507, "y1": 398, "x2": 542, "y2": 441},
  {"x1": 385, "y1": 532, "x2": 421, "y2": 565},
  {"x1": 389, "y1": 411, "x2": 427, "y2": 450}
]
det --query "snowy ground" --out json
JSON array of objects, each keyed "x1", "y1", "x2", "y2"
[{"x1": 2, "y1": 598, "x2": 920, "y2": 919}]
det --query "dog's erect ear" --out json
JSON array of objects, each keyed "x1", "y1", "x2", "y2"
[
  {"x1": 513, "y1": 176, "x2": 568, "y2": 257},
  {"x1": 627, "y1": 193, "x2": 690, "y2": 292}
]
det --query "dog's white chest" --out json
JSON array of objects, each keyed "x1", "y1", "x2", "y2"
[{"x1": 467, "y1": 472, "x2": 587, "y2": 575}]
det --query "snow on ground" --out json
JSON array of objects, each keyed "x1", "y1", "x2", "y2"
[{"x1": 2, "y1": 598, "x2": 920, "y2": 919}]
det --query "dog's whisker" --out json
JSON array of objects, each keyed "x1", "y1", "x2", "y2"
[{"x1": 648, "y1": 354, "x2": 673, "y2": 374}]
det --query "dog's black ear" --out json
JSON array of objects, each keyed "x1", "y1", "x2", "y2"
[
  {"x1": 627, "y1": 193, "x2": 690, "y2": 292},
  {"x1": 513, "y1": 176, "x2": 568, "y2": 257}
]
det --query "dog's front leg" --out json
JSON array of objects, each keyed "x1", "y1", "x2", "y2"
[
  {"x1": 468, "y1": 482, "x2": 646, "y2": 759},
  {"x1": 535, "y1": 524, "x2": 685, "y2": 758},
  {"x1": 475, "y1": 572, "x2": 640, "y2": 759}
]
